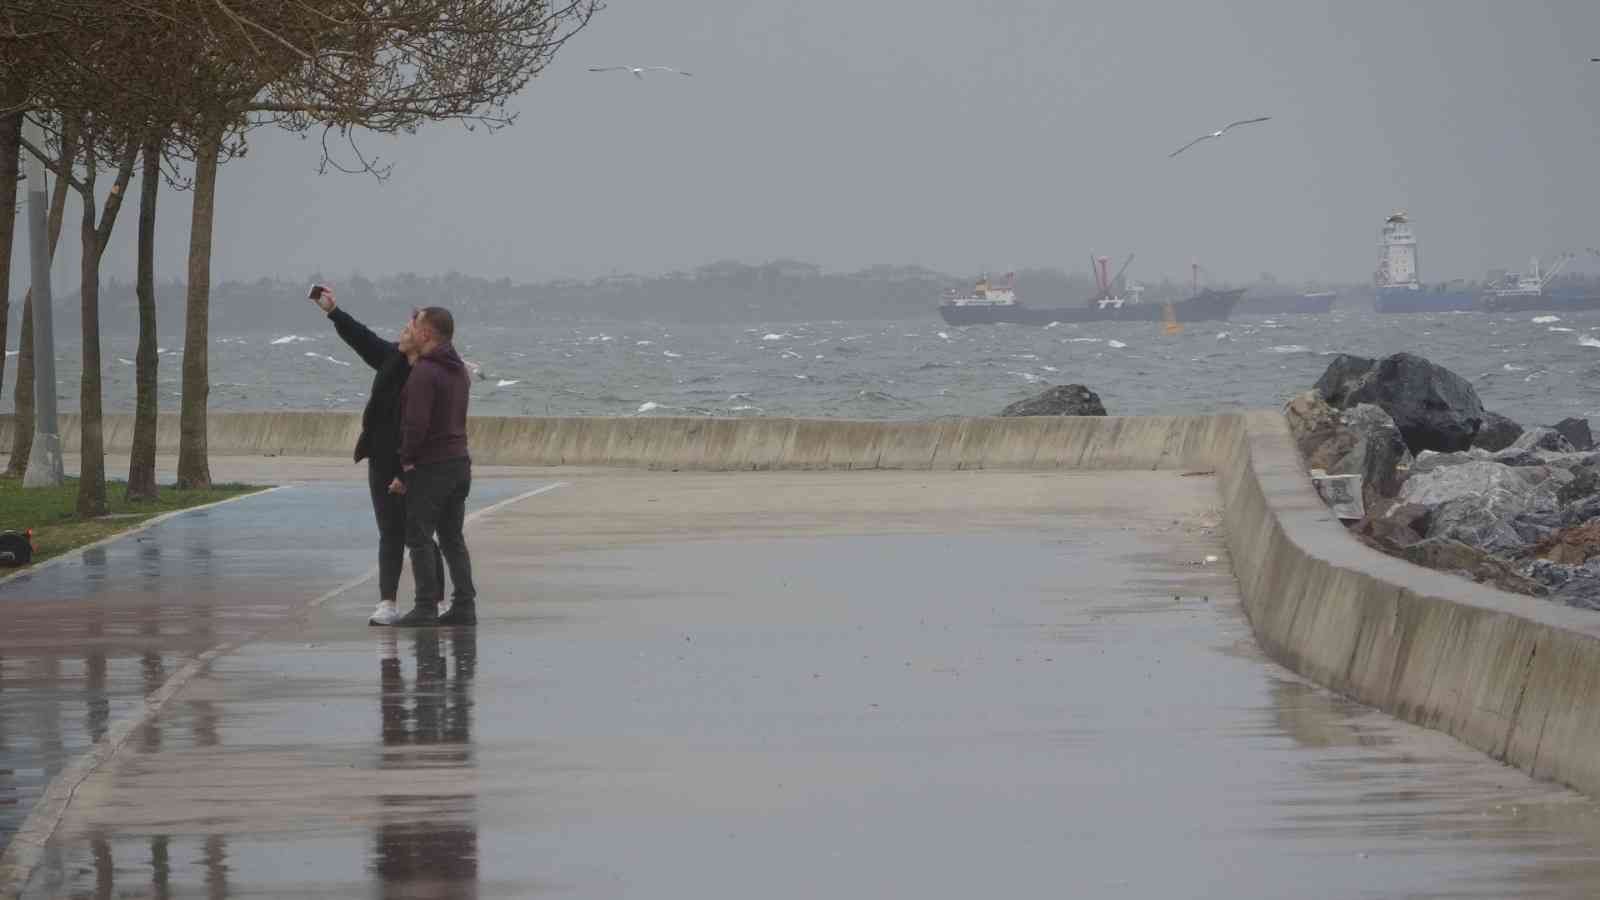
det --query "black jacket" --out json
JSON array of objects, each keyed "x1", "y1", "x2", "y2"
[{"x1": 328, "y1": 307, "x2": 410, "y2": 473}]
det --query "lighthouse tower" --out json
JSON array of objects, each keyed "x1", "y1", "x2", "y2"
[{"x1": 1376, "y1": 211, "x2": 1419, "y2": 291}]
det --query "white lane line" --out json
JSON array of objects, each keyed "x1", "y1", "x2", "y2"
[{"x1": 0, "y1": 479, "x2": 570, "y2": 897}]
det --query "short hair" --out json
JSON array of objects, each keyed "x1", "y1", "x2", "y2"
[{"x1": 417, "y1": 306, "x2": 454, "y2": 342}]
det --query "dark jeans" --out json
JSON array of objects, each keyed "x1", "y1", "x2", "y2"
[
  {"x1": 368, "y1": 461, "x2": 442, "y2": 602},
  {"x1": 404, "y1": 457, "x2": 476, "y2": 607}
]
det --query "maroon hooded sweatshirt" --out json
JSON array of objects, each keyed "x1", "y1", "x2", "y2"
[{"x1": 398, "y1": 343, "x2": 471, "y2": 468}]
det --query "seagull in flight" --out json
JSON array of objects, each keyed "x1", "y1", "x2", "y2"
[
  {"x1": 1168, "y1": 116, "x2": 1272, "y2": 158},
  {"x1": 589, "y1": 66, "x2": 693, "y2": 79}
]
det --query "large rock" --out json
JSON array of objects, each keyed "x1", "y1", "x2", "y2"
[
  {"x1": 1399, "y1": 461, "x2": 1567, "y2": 555},
  {"x1": 1553, "y1": 417, "x2": 1595, "y2": 452},
  {"x1": 1350, "y1": 503, "x2": 1429, "y2": 551},
  {"x1": 1329, "y1": 403, "x2": 1410, "y2": 501},
  {"x1": 1399, "y1": 538, "x2": 1547, "y2": 596},
  {"x1": 1284, "y1": 391, "x2": 1357, "y2": 470},
  {"x1": 1558, "y1": 463, "x2": 1600, "y2": 505},
  {"x1": 1408, "y1": 449, "x2": 1489, "y2": 475},
  {"x1": 1342, "y1": 352, "x2": 1486, "y2": 453},
  {"x1": 1535, "y1": 520, "x2": 1600, "y2": 565},
  {"x1": 1472, "y1": 412, "x2": 1524, "y2": 452},
  {"x1": 999, "y1": 384, "x2": 1107, "y2": 417},
  {"x1": 1313, "y1": 354, "x2": 1377, "y2": 408},
  {"x1": 1510, "y1": 426, "x2": 1576, "y2": 454}
]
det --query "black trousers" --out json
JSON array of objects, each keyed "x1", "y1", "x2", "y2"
[
  {"x1": 368, "y1": 460, "x2": 442, "y2": 602},
  {"x1": 404, "y1": 457, "x2": 476, "y2": 607}
]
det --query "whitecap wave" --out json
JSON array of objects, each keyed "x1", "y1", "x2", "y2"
[
  {"x1": 1009, "y1": 371, "x2": 1045, "y2": 383},
  {"x1": 1582, "y1": 335, "x2": 1600, "y2": 349},
  {"x1": 304, "y1": 352, "x2": 351, "y2": 366},
  {"x1": 1106, "y1": 340, "x2": 1128, "y2": 349},
  {"x1": 270, "y1": 335, "x2": 314, "y2": 345},
  {"x1": 762, "y1": 333, "x2": 789, "y2": 342},
  {"x1": 663, "y1": 350, "x2": 682, "y2": 358},
  {"x1": 496, "y1": 379, "x2": 520, "y2": 387},
  {"x1": 1533, "y1": 315, "x2": 1561, "y2": 324},
  {"x1": 1268, "y1": 344, "x2": 1310, "y2": 354},
  {"x1": 1550, "y1": 326, "x2": 1575, "y2": 333},
  {"x1": 1067, "y1": 337, "x2": 1102, "y2": 343}
]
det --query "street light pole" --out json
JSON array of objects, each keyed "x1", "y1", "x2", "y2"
[{"x1": 21, "y1": 115, "x2": 62, "y2": 487}]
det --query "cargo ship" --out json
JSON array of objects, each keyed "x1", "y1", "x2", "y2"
[
  {"x1": 1479, "y1": 256, "x2": 1600, "y2": 313},
  {"x1": 937, "y1": 259, "x2": 1242, "y2": 326},
  {"x1": 1373, "y1": 212, "x2": 1477, "y2": 313}
]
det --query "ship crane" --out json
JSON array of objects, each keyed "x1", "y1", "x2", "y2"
[{"x1": 1089, "y1": 253, "x2": 1136, "y2": 302}]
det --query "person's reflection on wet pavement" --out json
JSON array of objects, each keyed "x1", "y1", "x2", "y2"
[{"x1": 373, "y1": 629, "x2": 479, "y2": 898}]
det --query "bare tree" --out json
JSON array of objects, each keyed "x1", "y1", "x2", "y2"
[{"x1": 173, "y1": 0, "x2": 601, "y2": 488}]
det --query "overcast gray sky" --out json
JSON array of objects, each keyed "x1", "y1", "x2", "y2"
[{"x1": 19, "y1": 0, "x2": 1600, "y2": 289}]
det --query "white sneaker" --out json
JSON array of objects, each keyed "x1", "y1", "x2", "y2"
[{"x1": 368, "y1": 601, "x2": 401, "y2": 626}]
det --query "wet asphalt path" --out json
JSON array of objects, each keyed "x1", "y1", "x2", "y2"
[
  {"x1": 12, "y1": 468, "x2": 1600, "y2": 899},
  {"x1": 0, "y1": 476, "x2": 550, "y2": 858}
]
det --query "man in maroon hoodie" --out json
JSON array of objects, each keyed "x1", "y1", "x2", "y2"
[{"x1": 390, "y1": 307, "x2": 478, "y2": 626}]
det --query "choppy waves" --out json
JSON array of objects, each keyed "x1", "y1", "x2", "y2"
[{"x1": 11, "y1": 309, "x2": 1600, "y2": 423}]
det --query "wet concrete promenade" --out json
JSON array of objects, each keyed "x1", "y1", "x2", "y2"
[{"x1": 8, "y1": 462, "x2": 1600, "y2": 897}]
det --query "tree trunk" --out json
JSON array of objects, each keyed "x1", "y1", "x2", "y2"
[
  {"x1": 73, "y1": 137, "x2": 136, "y2": 518},
  {"x1": 127, "y1": 133, "x2": 162, "y2": 502},
  {"x1": 5, "y1": 124, "x2": 72, "y2": 479},
  {"x1": 6, "y1": 298, "x2": 30, "y2": 478},
  {"x1": 76, "y1": 161, "x2": 105, "y2": 518},
  {"x1": 176, "y1": 130, "x2": 220, "y2": 490},
  {"x1": 0, "y1": 111, "x2": 18, "y2": 405}
]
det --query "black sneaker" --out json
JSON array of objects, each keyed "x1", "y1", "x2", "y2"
[
  {"x1": 395, "y1": 603, "x2": 440, "y2": 627},
  {"x1": 436, "y1": 601, "x2": 477, "y2": 626}
]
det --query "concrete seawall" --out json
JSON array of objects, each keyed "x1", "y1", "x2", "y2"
[{"x1": 7, "y1": 410, "x2": 1600, "y2": 797}]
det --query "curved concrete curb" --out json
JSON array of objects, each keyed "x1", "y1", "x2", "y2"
[
  {"x1": 1216, "y1": 411, "x2": 1600, "y2": 798},
  {"x1": 7, "y1": 411, "x2": 1600, "y2": 799}
]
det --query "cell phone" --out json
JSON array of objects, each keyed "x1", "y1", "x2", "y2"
[{"x1": 308, "y1": 284, "x2": 326, "y2": 300}]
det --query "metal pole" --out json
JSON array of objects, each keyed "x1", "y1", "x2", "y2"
[{"x1": 21, "y1": 116, "x2": 62, "y2": 487}]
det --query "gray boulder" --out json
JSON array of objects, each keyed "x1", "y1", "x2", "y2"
[
  {"x1": 1472, "y1": 412, "x2": 1524, "y2": 452},
  {"x1": 1558, "y1": 464, "x2": 1600, "y2": 505},
  {"x1": 1398, "y1": 538, "x2": 1547, "y2": 596},
  {"x1": 1553, "y1": 417, "x2": 1595, "y2": 452},
  {"x1": 1563, "y1": 493, "x2": 1600, "y2": 527},
  {"x1": 1511, "y1": 426, "x2": 1576, "y2": 454},
  {"x1": 1343, "y1": 353, "x2": 1486, "y2": 453},
  {"x1": 1314, "y1": 354, "x2": 1378, "y2": 407},
  {"x1": 1490, "y1": 449, "x2": 1548, "y2": 468},
  {"x1": 1329, "y1": 403, "x2": 1411, "y2": 502},
  {"x1": 1408, "y1": 449, "x2": 1489, "y2": 475},
  {"x1": 1000, "y1": 384, "x2": 1107, "y2": 417},
  {"x1": 1400, "y1": 461, "x2": 1567, "y2": 555}
]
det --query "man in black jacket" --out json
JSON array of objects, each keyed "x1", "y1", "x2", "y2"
[{"x1": 310, "y1": 286, "x2": 442, "y2": 625}]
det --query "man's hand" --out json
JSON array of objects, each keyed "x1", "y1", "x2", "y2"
[
  {"x1": 310, "y1": 287, "x2": 336, "y2": 314},
  {"x1": 388, "y1": 477, "x2": 406, "y2": 495}
]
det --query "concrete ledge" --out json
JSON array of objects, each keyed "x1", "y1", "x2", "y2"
[
  {"x1": 7, "y1": 409, "x2": 1600, "y2": 796},
  {"x1": 0, "y1": 412, "x2": 1225, "y2": 471}
]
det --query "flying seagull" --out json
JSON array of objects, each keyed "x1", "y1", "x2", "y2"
[
  {"x1": 589, "y1": 66, "x2": 693, "y2": 79},
  {"x1": 1168, "y1": 116, "x2": 1272, "y2": 158}
]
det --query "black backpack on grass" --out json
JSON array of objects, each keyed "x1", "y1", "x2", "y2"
[{"x1": 0, "y1": 530, "x2": 33, "y2": 567}]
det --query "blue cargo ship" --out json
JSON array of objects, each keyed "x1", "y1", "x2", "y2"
[{"x1": 1372, "y1": 212, "x2": 1478, "y2": 313}]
